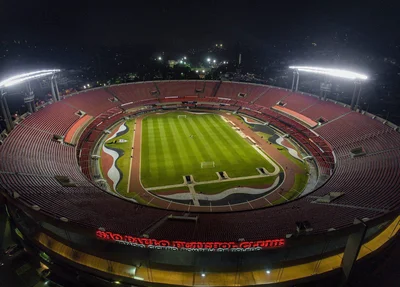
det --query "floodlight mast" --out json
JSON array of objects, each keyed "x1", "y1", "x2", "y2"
[
  {"x1": 0, "y1": 90, "x2": 12, "y2": 132},
  {"x1": 50, "y1": 73, "x2": 61, "y2": 102},
  {"x1": 0, "y1": 69, "x2": 60, "y2": 133},
  {"x1": 289, "y1": 66, "x2": 368, "y2": 110}
]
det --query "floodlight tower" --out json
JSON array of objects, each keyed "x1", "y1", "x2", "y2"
[
  {"x1": 289, "y1": 66, "x2": 368, "y2": 110},
  {"x1": 0, "y1": 90, "x2": 13, "y2": 132},
  {"x1": 350, "y1": 79, "x2": 362, "y2": 110},
  {"x1": 320, "y1": 80, "x2": 332, "y2": 100},
  {"x1": 0, "y1": 69, "x2": 61, "y2": 132},
  {"x1": 24, "y1": 82, "x2": 36, "y2": 113},
  {"x1": 50, "y1": 72, "x2": 61, "y2": 102},
  {"x1": 291, "y1": 69, "x2": 300, "y2": 92}
]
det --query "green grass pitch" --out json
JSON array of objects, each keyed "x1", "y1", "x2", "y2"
[{"x1": 140, "y1": 112, "x2": 275, "y2": 188}]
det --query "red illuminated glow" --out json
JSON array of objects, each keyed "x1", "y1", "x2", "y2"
[{"x1": 96, "y1": 230, "x2": 285, "y2": 252}]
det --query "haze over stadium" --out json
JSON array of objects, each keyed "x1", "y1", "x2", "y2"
[{"x1": 0, "y1": 1, "x2": 399, "y2": 287}]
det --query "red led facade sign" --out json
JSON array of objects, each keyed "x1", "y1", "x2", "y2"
[{"x1": 96, "y1": 230, "x2": 285, "y2": 252}]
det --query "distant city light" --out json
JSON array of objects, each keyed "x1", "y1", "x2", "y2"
[
  {"x1": 87, "y1": 84, "x2": 90, "y2": 88},
  {"x1": 207, "y1": 58, "x2": 211, "y2": 62},
  {"x1": 196, "y1": 70, "x2": 199, "y2": 73},
  {"x1": 180, "y1": 60, "x2": 183, "y2": 64},
  {"x1": 183, "y1": 56, "x2": 187, "y2": 60},
  {"x1": 289, "y1": 66, "x2": 368, "y2": 80},
  {"x1": 220, "y1": 44, "x2": 223, "y2": 47},
  {"x1": 0, "y1": 69, "x2": 61, "y2": 88},
  {"x1": 215, "y1": 44, "x2": 218, "y2": 47},
  {"x1": 158, "y1": 56, "x2": 162, "y2": 60},
  {"x1": 83, "y1": 85, "x2": 87, "y2": 89},
  {"x1": 213, "y1": 59, "x2": 216, "y2": 63},
  {"x1": 183, "y1": 61, "x2": 186, "y2": 64},
  {"x1": 202, "y1": 70, "x2": 205, "y2": 73}
]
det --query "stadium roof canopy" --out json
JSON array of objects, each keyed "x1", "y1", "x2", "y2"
[
  {"x1": 0, "y1": 69, "x2": 61, "y2": 89},
  {"x1": 289, "y1": 66, "x2": 368, "y2": 80}
]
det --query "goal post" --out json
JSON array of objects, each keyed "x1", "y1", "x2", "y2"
[
  {"x1": 178, "y1": 115, "x2": 187, "y2": 119},
  {"x1": 201, "y1": 161, "x2": 215, "y2": 169}
]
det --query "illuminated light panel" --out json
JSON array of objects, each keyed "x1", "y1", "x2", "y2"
[
  {"x1": 289, "y1": 66, "x2": 368, "y2": 80},
  {"x1": 0, "y1": 69, "x2": 61, "y2": 88},
  {"x1": 96, "y1": 230, "x2": 285, "y2": 251}
]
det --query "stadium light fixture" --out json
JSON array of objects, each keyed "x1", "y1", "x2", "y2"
[
  {"x1": 201, "y1": 273, "x2": 206, "y2": 277},
  {"x1": 266, "y1": 270, "x2": 271, "y2": 274},
  {"x1": 289, "y1": 66, "x2": 368, "y2": 80},
  {"x1": 0, "y1": 69, "x2": 61, "y2": 88}
]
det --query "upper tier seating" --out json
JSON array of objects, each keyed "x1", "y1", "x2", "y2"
[
  {"x1": 108, "y1": 83, "x2": 158, "y2": 104},
  {"x1": 312, "y1": 149, "x2": 400, "y2": 210},
  {"x1": 63, "y1": 89, "x2": 120, "y2": 116},
  {"x1": 202, "y1": 81, "x2": 218, "y2": 97},
  {"x1": 254, "y1": 88, "x2": 291, "y2": 107},
  {"x1": 301, "y1": 100, "x2": 349, "y2": 121},
  {"x1": 157, "y1": 81, "x2": 198, "y2": 97},
  {"x1": 216, "y1": 82, "x2": 270, "y2": 103},
  {"x1": 282, "y1": 93, "x2": 319, "y2": 112},
  {"x1": 316, "y1": 112, "x2": 393, "y2": 150},
  {"x1": 21, "y1": 101, "x2": 80, "y2": 136},
  {"x1": 0, "y1": 125, "x2": 86, "y2": 182}
]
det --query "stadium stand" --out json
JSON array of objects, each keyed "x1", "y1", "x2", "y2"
[
  {"x1": 280, "y1": 92, "x2": 319, "y2": 112},
  {"x1": 315, "y1": 112, "x2": 394, "y2": 147},
  {"x1": 156, "y1": 81, "x2": 198, "y2": 97},
  {"x1": 0, "y1": 81, "x2": 399, "y2": 245},
  {"x1": 21, "y1": 101, "x2": 80, "y2": 136},
  {"x1": 301, "y1": 99, "x2": 349, "y2": 121},
  {"x1": 271, "y1": 105, "x2": 318, "y2": 127},
  {"x1": 254, "y1": 87, "x2": 291, "y2": 107},
  {"x1": 108, "y1": 82, "x2": 158, "y2": 103},
  {"x1": 63, "y1": 89, "x2": 120, "y2": 116}
]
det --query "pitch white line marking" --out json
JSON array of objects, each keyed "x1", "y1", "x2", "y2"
[{"x1": 127, "y1": 121, "x2": 135, "y2": 193}]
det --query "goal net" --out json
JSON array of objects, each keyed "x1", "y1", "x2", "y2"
[
  {"x1": 178, "y1": 115, "x2": 187, "y2": 119},
  {"x1": 201, "y1": 161, "x2": 215, "y2": 169}
]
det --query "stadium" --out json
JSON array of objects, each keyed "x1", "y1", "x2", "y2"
[{"x1": 0, "y1": 74, "x2": 399, "y2": 286}]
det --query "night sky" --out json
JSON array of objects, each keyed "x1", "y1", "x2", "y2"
[{"x1": 1, "y1": 0, "x2": 399, "y2": 52}]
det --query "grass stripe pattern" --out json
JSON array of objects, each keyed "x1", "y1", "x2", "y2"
[{"x1": 141, "y1": 112, "x2": 274, "y2": 187}]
